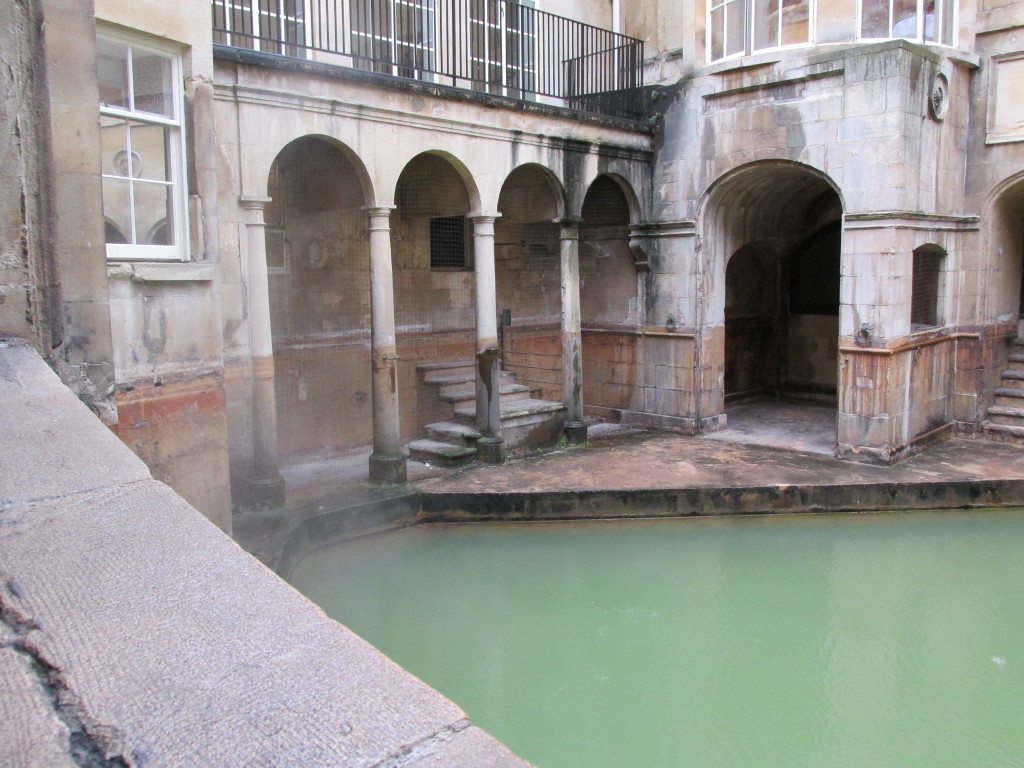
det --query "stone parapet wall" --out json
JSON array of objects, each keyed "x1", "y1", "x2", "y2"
[{"x1": 0, "y1": 338, "x2": 527, "y2": 768}]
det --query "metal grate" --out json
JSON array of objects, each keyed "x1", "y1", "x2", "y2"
[
  {"x1": 911, "y1": 247, "x2": 943, "y2": 329},
  {"x1": 393, "y1": 154, "x2": 475, "y2": 331},
  {"x1": 429, "y1": 216, "x2": 469, "y2": 269}
]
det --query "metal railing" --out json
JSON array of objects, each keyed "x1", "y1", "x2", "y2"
[{"x1": 211, "y1": 0, "x2": 647, "y2": 119}]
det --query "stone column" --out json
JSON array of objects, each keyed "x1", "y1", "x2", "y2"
[
  {"x1": 363, "y1": 205, "x2": 407, "y2": 484},
  {"x1": 558, "y1": 218, "x2": 587, "y2": 443},
  {"x1": 240, "y1": 196, "x2": 285, "y2": 505},
  {"x1": 469, "y1": 213, "x2": 505, "y2": 464}
]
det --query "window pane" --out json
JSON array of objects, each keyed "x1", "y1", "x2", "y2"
[
  {"x1": 753, "y1": 0, "x2": 779, "y2": 50},
  {"x1": 861, "y1": 0, "x2": 890, "y2": 37},
  {"x1": 102, "y1": 177, "x2": 133, "y2": 244},
  {"x1": 134, "y1": 181, "x2": 176, "y2": 246},
  {"x1": 100, "y1": 116, "x2": 130, "y2": 177},
  {"x1": 725, "y1": 0, "x2": 745, "y2": 56},
  {"x1": 893, "y1": 0, "x2": 918, "y2": 38},
  {"x1": 132, "y1": 48, "x2": 174, "y2": 117},
  {"x1": 710, "y1": 6, "x2": 725, "y2": 60},
  {"x1": 97, "y1": 37, "x2": 130, "y2": 110},
  {"x1": 129, "y1": 123, "x2": 171, "y2": 182},
  {"x1": 941, "y1": 0, "x2": 956, "y2": 44},
  {"x1": 923, "y1": 0, "x2": 937, "y2": 40},
  {"x1": 781, "y1": 0, "x2": 810, "y2": 45}
]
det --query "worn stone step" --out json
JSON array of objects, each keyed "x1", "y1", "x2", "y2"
[
  {"x1": 453, "y1": 397, "x2": 566, "y2": 427},
  {"x1": 425, "y1": 421, "x2": 481, "y2": 447},
  {"x1": 985, "y1": 422, "x2": 1024, "y2": 440},
  {"x1": 441, "y1": 383, "x2": 531, "y2": 405},
  {"x1": 994, "y1": 387, "x2": 1024, "y2": 406},
  {"x1": 1008, "y1": 352, "x2": 1024, "y2": 365},
  {"x1": 1000, "y1": 370, "x2": 1024, "y2": 389},
  {"x1": 988, "y1": 405, "x2": 1024, "y2": 426},
  {"x1": 408, "y1": 439, "x2": 477, "y2": 467},
  {"x1": 435, "y1": 372, "x2": 519, "y2": 398},
  {"x1": 416, "y1": 359, "x2": 474, "y2": 372}
]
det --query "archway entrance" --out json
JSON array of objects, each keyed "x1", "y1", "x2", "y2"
[
  {"x1": 706, "y1": 162, "x2": 842, "y2": 454},
  {"x1": 265, "y1": 136, "x2": 373, "y2": 462},
  {"x1": 990, "y1": 179, "x2": 1024, "y2": 340},
  {"x1": 495, "y1": 165, "x2": 565, "y2": 402},
  {"x1": 392, "y1": 152, "x2": 478, "y2": 436},
  {"x1": 579, "y1": 174, "x2": 641, "y2": 422}
]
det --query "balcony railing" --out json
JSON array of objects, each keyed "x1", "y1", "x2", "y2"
[{"x1": 211, "y1": 0, "x2": 647, "y2": 120}]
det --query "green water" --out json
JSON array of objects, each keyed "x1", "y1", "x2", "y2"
[{"x1": 289, "y1": 511, "x2": 1024, "y2": 768}]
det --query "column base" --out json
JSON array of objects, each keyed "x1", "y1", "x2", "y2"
[
  {"x1": 476, "y1": 436, "x2": 506, "y2": 464},
  {"x1": 369, "y1": 452, "x2": 408, "y2": 484},
  {"x1": 564, "y1": 420, "x2": 588, "y2": 445},
  {"x1": 246, "y1": 473, "x2": 286, "y2": 508}
]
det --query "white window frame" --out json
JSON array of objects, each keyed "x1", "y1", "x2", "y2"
[
  {"x1": 706, "y1": 0, "x2": 816, "y2": 64},
  {"x1": 98, "y1": 28, "x2": 189, "y2": 262},
  {"x1": 856, "y1": 0, "x2": 958, "y2": 47}
]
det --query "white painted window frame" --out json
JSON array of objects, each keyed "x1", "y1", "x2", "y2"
[
  {"x1": 855, "y1": 0, "x2": 958, "y2": 47},
  {"x1": 98, "y1": 28, "x2": 190, "y2": 262},
  {"x1": 706, "y1": 0, "x2": 816, "y2": 64}
]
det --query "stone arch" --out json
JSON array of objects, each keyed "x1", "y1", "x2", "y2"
[
  {"x1": 260, "y1": 134, "x2": 375, "y2": 206},
  {"x1": 982, "y1": 172, "x2": 1024, "y2": 325},
  {"x1": 264, "y1": 135, "x2": 377, "y2": 459},
  {"x1": 393, "y1": 150, "x2": 483, "y2": 214},
  {"x1": 494, "y1": 163, "x2": 569, "y2": 401},
  {"x1": 578, "y1": 173, "x2": 644, "y2": 419},
  {"x1": 703, "y1": 159, "x2": 844, "y2": 451}
]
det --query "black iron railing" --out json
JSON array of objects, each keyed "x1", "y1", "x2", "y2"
[{"x1": 211, "y1": 0, "x2": 647, "y2": 119}]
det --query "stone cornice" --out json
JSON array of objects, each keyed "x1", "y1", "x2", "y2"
[{"x1": 843, "y1": 211, "x2": 981, "y2": 232}]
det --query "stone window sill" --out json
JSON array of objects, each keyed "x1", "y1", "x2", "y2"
[{"x1": 107, "y1": 262, "x2": 215, "y2": 283}]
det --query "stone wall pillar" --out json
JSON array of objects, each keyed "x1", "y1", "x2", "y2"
[
  {"x1": 469, "y1": 213, "x2": 505, "y2": 463},
  {"x1": 558, "y1": 218, "x2": 587, "y2": 443},
  {"x1": 240, "y1": 196, "x2": 285, "y2": 505},
  {"x1": 364, "y1": 206, "x2": 407, "y2": 484}
]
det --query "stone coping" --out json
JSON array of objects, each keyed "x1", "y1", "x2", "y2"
[{"x1": 0, "y1": 339, "x2": 527, "y2": 768}]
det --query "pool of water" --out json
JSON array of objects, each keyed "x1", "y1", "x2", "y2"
[{"x1": 289, "y1": 510, "x2": 1024, "y2": 768}]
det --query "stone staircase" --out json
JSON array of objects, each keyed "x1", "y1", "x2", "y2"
[
  {"x1": 985, "y1": 340, "x2": 1024, "y2": 442},
  {"x1": 408, "y1": 359, "x2": 567, "y2": 466}
]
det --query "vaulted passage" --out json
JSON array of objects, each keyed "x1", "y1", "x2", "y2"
[
  {"x1": 495, "y1": 165, "x2": 565, "y2": 402},
  {"x1": 705, "y1": 162, "x2": 843, "y2": 451},
  {"x1": 579, "y1": 175, "x2": 641, "y2": 418},
  {"x1": 392, "y1": 152, "x2": 478, "y2": 435},
  {"x1": 266, "y1": 137, "x2": 373, "y2": 460}
]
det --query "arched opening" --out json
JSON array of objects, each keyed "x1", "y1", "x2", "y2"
[
  {"x1": 495, "y1": 164, "x2": 565, "y2": 402},
  {"x1": 392, "y1": 152, "x2": 477, "y2": 435},
  {"x1": 705, "y1": 161, "x2": 843, "y2": 454},
  {"x1": 578, "y1": 175, "x2": 641, "y2": 421},
  {"x1": 988, "y1": 179, "x2": 1024, "y2": 338},
  {"x1": 266, "y1": 136, "x2": 373, "y2": 461}
]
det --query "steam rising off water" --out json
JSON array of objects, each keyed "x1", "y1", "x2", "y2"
[{"x1": 290, "y1": 511, "x2": 1024, "y2": 767}]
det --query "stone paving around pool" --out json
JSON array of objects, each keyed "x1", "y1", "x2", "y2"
[{"x1": 418, "y1": 430, "x2": 1024, "y2": 495}]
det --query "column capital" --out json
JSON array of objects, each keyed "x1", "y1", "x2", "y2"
[
  {"x1": 555, "y1": 217, "x2": 584, "y2": 239},
  {"x1": 239, "y1": 195, "x2": 272, "y2": 211},
  {"x1": 467, "y1": 211, "x2": 502, "y2": 224},
  {"x1": 362, "y1": 204, "x2": 397, "y2": 218}
]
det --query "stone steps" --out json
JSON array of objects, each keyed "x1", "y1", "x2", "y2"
[
  {"x1": 985, "y1": 343, "x2": 1024, "y2": 439},
  {"x1": 425, "y1": 421, "x2": 481, "y2": 447},
  {"x1": 408, "y1": 439, "x2": 478, "y2": 467},
  {"x1": 440, "y1": 383, "x2": 532, "y2": 408},
  {"x1": 417, "y1": 359, "x2": 475, "y2": 383},
  {"x1": 993, "y1": 387, "x2": 1024, "y2": 407},
  {"x1": 412, "y1": 359, "x2": 566, "y2": 465}
]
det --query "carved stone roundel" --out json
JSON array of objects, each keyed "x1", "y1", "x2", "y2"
[{"x1": 929, "y1": 72, "x2": 949, "y2": 121}]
